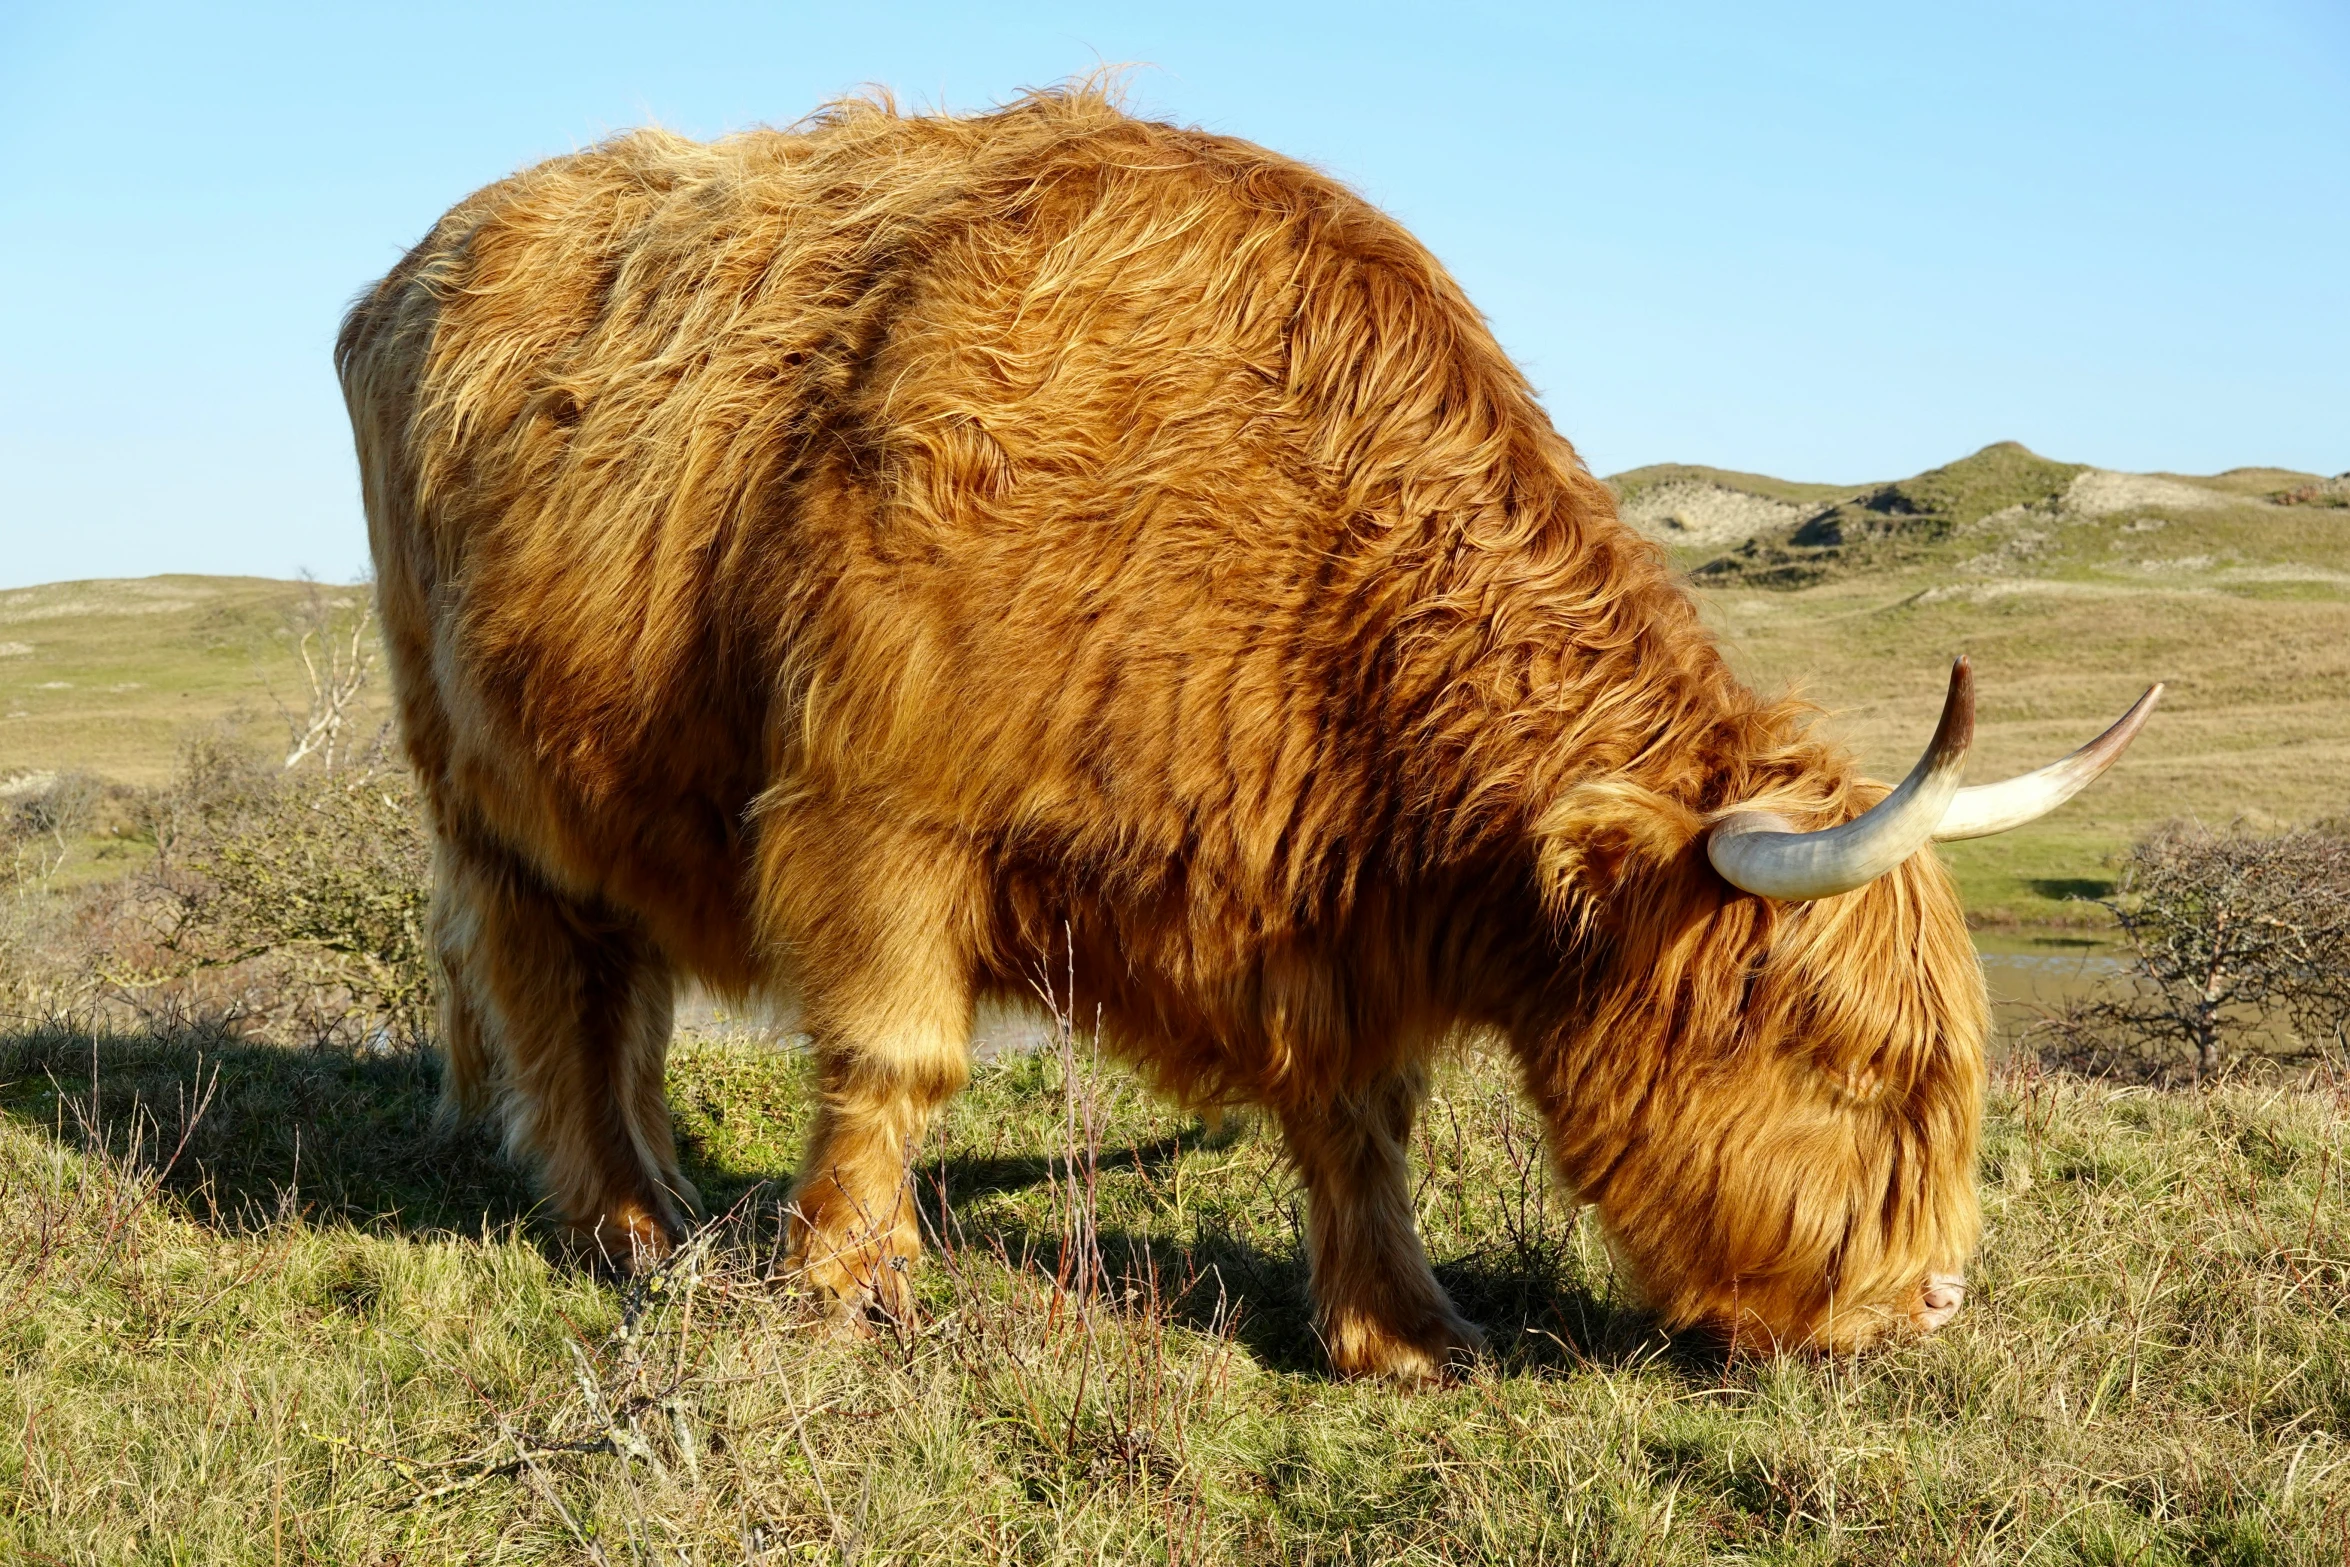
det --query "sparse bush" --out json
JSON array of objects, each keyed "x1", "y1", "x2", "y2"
[
  {"x1": 268, "y1": 576, "x2": 380, "y2": 772},
  {"x1": 2271, "y1": 475, "x2": 2350, "y2": 508},
  {"x1": 4, "y1": 770, "x2": 106, "y2": 895},
  {"x1": 2037, "y1": 819, "x2": 2350, "y2": 1080},
  {"x1": 97, "y1": 740, "x2": 434, "y2": 1047},
  {"x1": 1, "y1": 771, "x2": 123, "y2": 1013}
]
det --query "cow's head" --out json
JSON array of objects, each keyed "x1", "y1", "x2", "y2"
[{"x1": 1524, "y1": 659, "x2": 2158, "y2": 1350}]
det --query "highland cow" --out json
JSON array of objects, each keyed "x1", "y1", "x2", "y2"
[{"x1": 336, "y1": 88, "x2": 2156, "y2": 1379}]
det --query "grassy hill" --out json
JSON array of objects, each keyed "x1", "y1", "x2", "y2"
[
  {"x1": 6, "y1": 444, "x2": 2346, "y2": 924},
  {"x1": 1611, "y1": 443, "x2": 2350, "y2": 922},
  {"x1": 0, "y1": 575, "x2": 392, "y2": 787}
]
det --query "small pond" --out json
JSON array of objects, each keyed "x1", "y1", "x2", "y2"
[{"x1": 1974, "y1": 931, "x2": 2127, "y2": 1039}]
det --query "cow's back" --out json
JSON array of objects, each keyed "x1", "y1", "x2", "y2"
[{"x1": 339, "y1": 88, "x2": 1674, "y2": 999}]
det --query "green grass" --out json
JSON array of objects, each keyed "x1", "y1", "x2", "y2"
[
  {"x1": 1607, "y1": 463, "x2": 1862, "y2": 511},
  {"x1": 1666, "y1": 443, "x2": 2338, "y2": 592},
  {"x1": 2167, "y1": 468, "x2": 2334, "y2": 499},
  {"x1": 1683, "y1": 482, "x2": 2350, "y2": 924},
  {"x1": 4, "y1": 1017, "x2": 2347, "y2": 1562},
  {"x1": 1683, "y1": 444, "x2": 2081, "y2": 588},
  {"x1": 0, "y1": 575, "x2": 391, "y2": 788}
]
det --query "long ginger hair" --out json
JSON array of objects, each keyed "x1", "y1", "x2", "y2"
[{"x1": 338, "y1": 84, "x2": 1985, "y2": 1347}]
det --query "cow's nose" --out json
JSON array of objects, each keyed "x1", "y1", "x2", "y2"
[{"x1": 1915, "y1": 1272, "x2": 1966, "y2": 1332}]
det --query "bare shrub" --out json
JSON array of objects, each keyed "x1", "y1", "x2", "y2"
[
  {"x1": 2036, "y1": 820, "x2": 2350, "y2": 1081},
  {"x1": 5, "y1": 770, "x2": 107, "y2": 895},
  {"x1": 270, "y1": 576, "x2": 379, "y2": 773},
  {"x1": 1, "y1": 771, "x2": 132, "y2": 1014}
]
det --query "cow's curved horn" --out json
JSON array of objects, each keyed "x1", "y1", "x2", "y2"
[
  {"x1": 1707, "y1": 657, "x2": 1974, "y2": 901},
  {"x1": 1931, "y1": 684, "x2": 2163, "y2": 841}
]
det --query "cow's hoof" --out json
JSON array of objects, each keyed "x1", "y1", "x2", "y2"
[
  {"x1": 570, "y1": 1200, "x2": 680, "y2": 1276},
  {"x1": 1325, "y1": 1309, "x2": 1488, "y2": 1385},
  {"x1": 780, "y1": 1239, "x2": 918, "y2": 1327}
]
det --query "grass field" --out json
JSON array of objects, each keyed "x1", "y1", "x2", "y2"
[
  {"x1": 1654, "y1": 447, "x2": 2350, "y2": 924},
  {"x1": 3, "y1": 1015, "x2": 2346, "y2": 1562},
  {"x1": 0, "y1": 575, "x2": 392, "y2": 790},
  {"x1": 1706, "y1": 564, "x2": 2350, "y2": 924}
]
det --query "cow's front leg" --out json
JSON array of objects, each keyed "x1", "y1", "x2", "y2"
[
  {"x1": 767, "y1": 820, "x2": 975, "y2": 1324},
  {"x1": 1278, "y1": 1062, "x2": 1485, "y2": 1382},
  {"x1": 785, "y1": 1014, "x2": 968, "y2": 1323}
]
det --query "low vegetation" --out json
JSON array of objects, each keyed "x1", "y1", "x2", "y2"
[
  {"x1": 1654, "y1": 446, "x2": 2350, "y2": 924},
  {"x1": 109, "y1": 744, "x2": 432, "y2": 1047},
  {"x1": 2037, "y1": 821, "x2": 2350, "y2": 1082},
  {"x1": 0, "y1": 575, "x2": 393, "y2": 791},
  {"x1": 2, "y1": 1006, "x2": 2346, "y2": 1561},
  {"x1": 1, "y1": 739, "x2": 429, "y2": 1045},
  {"x1": 1693, "y1": 442, "x2": 2088, "y2": 588}
]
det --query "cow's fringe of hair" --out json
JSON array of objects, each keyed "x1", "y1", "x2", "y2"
[{"x1": 337, "y1": 83, "x2": 1984, "y2": 1353}]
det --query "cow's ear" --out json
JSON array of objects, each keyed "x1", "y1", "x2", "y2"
[{"x1": 1533, "y1": 780, "x2": 1704, "y2": 918}]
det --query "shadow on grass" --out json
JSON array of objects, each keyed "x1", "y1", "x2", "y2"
[
  {"x1": 909, "y1": 1138, "x2": 1692, "y2": 1381},
  {"x1": 1, "y1": 1017, "x2": 1683, "y2": 1379},
  {"x1": 0, "y1": 1015, "x2": 540, "y2": 1238},
  {"x1": 918, "y1": 1125, "x2": 1214, "y2": 1216},
  {"x1": 2025, "y1": 876, "x2": 2116, "y2": 904}
]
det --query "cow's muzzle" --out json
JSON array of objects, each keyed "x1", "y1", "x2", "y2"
[{"x1": 1914, "y1": 1272, "x2": 1967, "y2": 1332}]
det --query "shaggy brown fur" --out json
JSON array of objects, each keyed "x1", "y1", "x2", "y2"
[{"x1": 337, "y1": 86, "x2": 1985, "y2": 1378}]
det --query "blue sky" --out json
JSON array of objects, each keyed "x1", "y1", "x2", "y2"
[{"x1": 2, "y1": 1, "x2": 2344, "y2": 589}]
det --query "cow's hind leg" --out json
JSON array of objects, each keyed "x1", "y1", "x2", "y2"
[
  {"x1": 434, "y1": 839, "x2": 692, "y2": 1268},
  {"x1": 1279, "y1": 1063, "x2": 1484, "y2": 1382}
]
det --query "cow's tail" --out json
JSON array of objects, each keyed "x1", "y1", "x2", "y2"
[{"x1": 340, "y1": 239, "x2": 489, "y2": 1124}]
